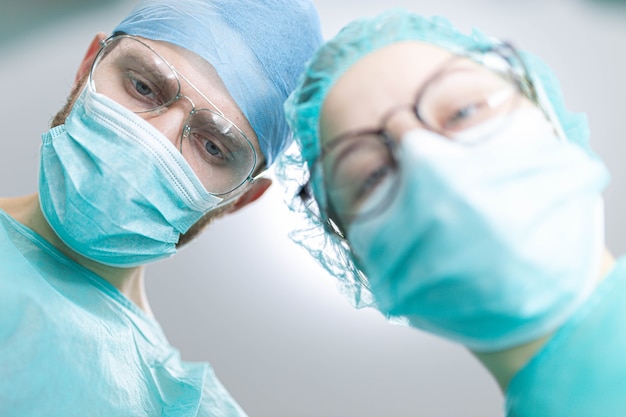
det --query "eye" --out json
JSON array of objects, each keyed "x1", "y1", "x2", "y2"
[
  {"x1": 124, "y1": 72, "x2": 168, "y2": 109},
  {"x1": 188, "y1": 131, "x2": 228, "y2": 162},
  {"x1": 133, "y1": 78, "x2": 154, "y2": 97},
  {"x1": 204, "y1": 139, "x2": 224, "y2": 158},
  {"x1": 328, "y1": 152, "x2": 394, "y2": 217},
  {"x1": 443, "y1": 102, "x2": 483, "y2": 130},
  {"x1": 327, "y1": 160, "x2": 396, "y2": 227},
  {"x1": 420, "y1": 65, "x2": 516, "y2": 135},
  {"x1": 356, "y1": 164, "x2": 394, "y2": 200}
]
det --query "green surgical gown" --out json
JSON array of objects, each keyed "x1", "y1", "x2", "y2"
[
  {"x1": 506, "y1": 256, "x2": 626, "y2": 415},
  {"x1": 0, "y1": 209, "x2": 248, "y2": 417}
]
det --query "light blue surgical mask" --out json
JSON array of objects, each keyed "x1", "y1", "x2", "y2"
[
  {"x1": 348, "y1": 109, "x2": 610, "y2": 352},
  {"x1": 39, "y1": 86, "x2": 222, "y2": 268}
]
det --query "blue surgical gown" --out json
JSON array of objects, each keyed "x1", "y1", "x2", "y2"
[
  {"x1": 0, "y1": 209, "x2": 248, "y2": 417},
  {"x1": 506, "y1": 256, "x2": 626, "y2": 416}
]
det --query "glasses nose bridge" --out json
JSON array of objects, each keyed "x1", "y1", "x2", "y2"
[
  {"x1": 175, "y1": 70, "x2": 224, "y2": 116},
  {"x1": 169, "y1": 95, "x2": 197, "y2": 152},
  {"x1": 381, "y1": 103, "x2": 426, "y2": 143},
  {"x1": 173, "y1": 93, "x2": 196, "y2": 114}
]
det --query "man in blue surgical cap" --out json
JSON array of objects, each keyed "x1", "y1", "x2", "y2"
[{"x1": 0, "y1": 1, "x2": 322, "y2": 415}]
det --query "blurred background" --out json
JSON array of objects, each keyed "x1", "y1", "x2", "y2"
[{"x1": 1, "y1": 0, "x2": 625, "y2": 416}]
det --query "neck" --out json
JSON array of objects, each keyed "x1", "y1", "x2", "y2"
[
  {"x1": 472, "y1": 249, "x2": 615, "y2": 391},
  {"x1": 0, "y1": 193, "x2": 154, "y2": 316}
]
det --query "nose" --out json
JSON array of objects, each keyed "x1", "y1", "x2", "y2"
[
  {"x1": 384, "y1": 106, "x2": 424, "y2": 143},
  {"x1": 145, "y1": 95, "x2": 195, "y2": 149}
]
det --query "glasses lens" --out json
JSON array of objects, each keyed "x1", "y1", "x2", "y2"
[
  {"x1": 182, "y1": 109, "x2": 256, "y2": 195},
  {"x1": 418, "y1": 57, "x2": 520, "y2": 140},
  {"x1": 314, "y1": 133, "x2": 398, "y2": 228},
  {"x1": 90, "y1": 36, "x2": 180, "y2": 113}
]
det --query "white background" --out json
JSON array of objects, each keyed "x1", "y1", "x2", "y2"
[{"x1": 1, "y1": 1, "x2": 625, "y2": 416}]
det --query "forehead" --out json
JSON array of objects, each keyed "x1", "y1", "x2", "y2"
[
  {"x1": 319, "y1": 41, "x2": 454, "y2": 147},
  {"x1": 135, "y1": 36, "x2": 265, "y2": 168}
]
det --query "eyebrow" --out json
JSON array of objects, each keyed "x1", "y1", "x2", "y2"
[{"x1": 115, "y1": 52, "x2": 177, "y2": 88}]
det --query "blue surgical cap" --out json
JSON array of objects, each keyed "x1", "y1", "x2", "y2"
[
  {"x1": 277, "y1": 9, "x2": 600, "y2": 311},
  {"x1": 114, "y1": 0, "x2": 323, "y2": 167}
]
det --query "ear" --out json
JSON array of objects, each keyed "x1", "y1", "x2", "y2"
[
  {"x1": 227, "y1": 178, "x2": 273, "y2": 214},
  {"x1": 75, "y1": 32, "x2": 108, "y2": 84}
]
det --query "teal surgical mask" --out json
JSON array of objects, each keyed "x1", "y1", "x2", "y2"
[
  {"x1": 39, "y1": 86, "x2": 222, "y2": 267},
  {"x1": 348, "y1": 109, "x2": 610, "y2": 352}
]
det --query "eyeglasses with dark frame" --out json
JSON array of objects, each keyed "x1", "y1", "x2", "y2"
[{"x1": 297, "y1": 42, "x2": 541, "y2": 238}]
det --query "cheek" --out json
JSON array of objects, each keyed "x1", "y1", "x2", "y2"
[{"x1": 176, "y1": 201, "x2": 234, "y2": 247}]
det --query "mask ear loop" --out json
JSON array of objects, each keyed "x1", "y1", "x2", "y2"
[{"x1": 500, "y1": 42, "x2": 569, "y2": 143}]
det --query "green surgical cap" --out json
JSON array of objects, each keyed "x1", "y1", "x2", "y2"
[
  {"x1": 278, "y1": 8, "x2": 597, "y2": 310},
  {"x1": 114, "y1": 0, "x2": 323, "y2": 166},
  {"x1": 285, "y1": 8, "x2": 592, "y2": 168}
]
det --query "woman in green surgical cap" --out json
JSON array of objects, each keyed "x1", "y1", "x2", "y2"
[{"x1": 278, "y1": 9, "x2": 625, "y2": 416}]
